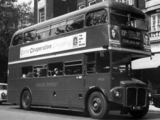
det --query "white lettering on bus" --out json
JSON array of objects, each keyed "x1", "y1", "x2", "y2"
[
  {"x1": 36, "y1": 82, "x2": 58, "y2": 87},
  {"x1": 20, "y1": 49, "x2": 30, "y2": 56},
  {"x1": 20, "y1": 32, "x2": 86, "y2": 58}
]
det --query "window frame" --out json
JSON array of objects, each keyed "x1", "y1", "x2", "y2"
[
  {"x1": 64, "y1": 60, "x2": 83, "y2": 76},
  {"x1": 39, "y1": 7, "x2": 45, "y2": 23},
  {"x1": 33, "y1": 64, "x2": 47, "y2": 78},
  {"x1": 86, "y1": 9, "x2": 108, "y2": 27},
  {"x1": 12, "y1": 33, "x2": 23, "y2": 46},
  {"x1": 50, "y1": 21, "x2": 66, "y2": 37},
  {"x1": 89, "y1": 0, "x2": 96, "y2": 6},
  {"x1": 36, "y1": 26, "x2": 50, "y2": 40},
  {"x1": 66, "y1": 14, "x2": 84, "y2": 32},
  {"x1": 151, "y1": 13, "x2": 160, "y2": 32},
  {"x1": 24, "y1": 30, "x2": 36, "y2": 43}
]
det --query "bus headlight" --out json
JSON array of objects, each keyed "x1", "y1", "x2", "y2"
[
  {"x1": 114, "y1": 90, "x2": 122, "y2": 98},
  {"x1": 148, "y1": 91, "x2": 152, "y2": 98}
]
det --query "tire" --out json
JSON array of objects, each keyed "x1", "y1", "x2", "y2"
[
  {"x1": 129, "y1": 104, "x2": 149, "y2": 118},
  {"x1": 21, "y1": 90, "x2": 32, "y2": 110},
  {"x1": 87, "y1": 92, "x2": 109, "y2": 119}
]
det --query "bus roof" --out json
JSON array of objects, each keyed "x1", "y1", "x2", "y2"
[{"x1": 14, "y1": 1, "x2": 145, "y2": 36}]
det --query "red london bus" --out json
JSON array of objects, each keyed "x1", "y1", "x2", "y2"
[{"x1": 8, "y1": 1, "x2": 152, "y2": 119}]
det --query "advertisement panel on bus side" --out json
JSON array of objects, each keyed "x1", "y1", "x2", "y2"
[{"x1": 20, "y1": 32, "x2": 86, "y2": 58}]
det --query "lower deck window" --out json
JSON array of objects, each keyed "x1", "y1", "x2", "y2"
[
  {"x1": 48, "y1": 62, "x2": 63, "y2": 77},
  {"x1": 22, "y1": 66, "x2": 33, "y2": 78},
  {"x1": 65, "y1": 61, "x2": 82, "y2": 75},
  {"x1": 33, "y1": 65, "x2": 47, "y2": 78}
]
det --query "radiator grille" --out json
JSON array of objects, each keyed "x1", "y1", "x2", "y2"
[{"x1": 126, "y1": 87, "x2": 146, "y2": 107}]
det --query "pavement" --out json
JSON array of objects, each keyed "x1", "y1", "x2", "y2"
[{"x1": 149, "y1": 105, "x2": 160, "y2": 112}]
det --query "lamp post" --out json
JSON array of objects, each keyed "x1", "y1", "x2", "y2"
[{"x1": 62, "y1": 0, "x2": 69, "y2": 13}]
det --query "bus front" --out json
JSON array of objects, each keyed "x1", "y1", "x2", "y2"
[{"x1": 107, "y1": 3, "x2": 151, "y2": 118}]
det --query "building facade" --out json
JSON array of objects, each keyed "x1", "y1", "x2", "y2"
[
  {"x1": 34, "y1": 0, "x2": 145, "y2": 24},
  {"x1": 145, "y1": 0, "x2": 160, "y2": 53}
]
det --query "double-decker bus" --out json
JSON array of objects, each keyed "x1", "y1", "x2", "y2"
[{"x1": 8, "y1": 1, "x2": 152, "y2": 119}]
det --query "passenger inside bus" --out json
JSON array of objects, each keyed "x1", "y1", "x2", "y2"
[
  {"x1": 53, "y1": 68, "x2": 62, "y2": 76},
  {"x1": 34, "y1": 68, "x2": 41, "y2": 77},
  {"x1": 24, "y1": 33, "x2": 33, "y2": 43}
]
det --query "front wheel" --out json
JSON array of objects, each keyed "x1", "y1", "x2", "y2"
[
  {"x1": 129, "y1": 104, "x2": 149, "y2": 118},
  {"x1": 87, "y1": 92, "x2": 109, "y2": 119},
  {"x1": 21, "y1": 90, "x2": 32, "y2": 110}
]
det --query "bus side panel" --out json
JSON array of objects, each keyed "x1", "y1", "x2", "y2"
[
  {"x1": 7, "y1": 80, "x2": 20, "y2": 104},
  {"x1": 85, "y1": 73, "x2": 111, "y2": 98},
  {"x1": 8, "y1": 65, "x2": 21, "y2": 104},
  {"x1": 85, "y1": 25, "x2": 109, "y2": 49}
]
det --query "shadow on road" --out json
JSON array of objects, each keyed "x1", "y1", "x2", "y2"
[
  {"x1": 6, "y1": 104, "x2": 160, "y2": 120},
  {"x1": 10, "y1": 106, "x2": 134, "y2": 120}
]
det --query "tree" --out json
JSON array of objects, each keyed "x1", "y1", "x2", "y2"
[
  {"x1": 0, "y1": 0, "x2": 18, "y2": 83},
  {"x1": 16, "y1": 1, "x2": 34, "y2": 29},
  {"x1": 0, "y1": 0, "x2": 34, "y2": 83}
]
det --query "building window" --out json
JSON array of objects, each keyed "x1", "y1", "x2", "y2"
[
  {"x1": 89, "y1": 0, "x2": 96, "y2": 6},
  {"x1": 151, "y1": 14, "x2": 160, "y2": 32},
  {"x1": 158, "y1": 14, "x2": 160, "y2": 31},
  {"x1": 39, "y1": 8, "x2": 45, "y2": 22},
  {"x1": 116, "y1": 0, "x2": 134, "y2": 6},
  {"x1": 79, "y1": 5, "x2": 85, "y2": 9}
]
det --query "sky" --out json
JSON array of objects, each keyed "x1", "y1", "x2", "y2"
[{"x1": 17, "y1": 0, "x2": 34, "y2": 7}]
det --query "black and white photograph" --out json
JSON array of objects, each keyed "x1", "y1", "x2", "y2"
[{"x1": 0, "y1": 0, "x2": 160, "y2": 119}]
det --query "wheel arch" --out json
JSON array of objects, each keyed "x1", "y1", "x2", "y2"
[
  {"x1": 84, "y1": 86, "x2": 109, "y2": 111},
  {"x1": 20, "y1": 87, "x2": 32, "y2": 106}
]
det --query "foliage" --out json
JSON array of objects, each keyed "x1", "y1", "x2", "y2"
[
  {"x1": 0, "y1": 0, "x2": 34, "y2": 83},
  {"x1": 16, "y1": 1, "x2": 34, "y2": 29}
]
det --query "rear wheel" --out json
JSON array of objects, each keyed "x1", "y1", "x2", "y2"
[
  {"x1": 129, "y1": 104, "x2": 149, "y2": 118},
  {"x1": 87, "y1": 92, "x2": 109, "y2": 119},
  {"x1": 21, "y1": 90, "x2": 32, "y2": 110}
]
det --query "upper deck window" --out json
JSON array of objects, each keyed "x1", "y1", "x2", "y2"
[
  {"x1": 51, "y1": 22, "x2": 66, "y2": 37},
  {"x1": 86, "y1": 9, "x2": 108, "y2": 27},
  {"x1": 24, "y1": 30, "x2": 35, "y2": 43},
  {"x1": 110, "y1": 8, "x2": 147, "y2": 30},
  {"x1": 66, "y1": 15, "x2": 84, "y2": 32},
  {"x1": 12, "y1": 34, "x2": 23, "y2": 46},
  {"x1": 36, "y1": 27, "x2": 50, "y2": 40}
]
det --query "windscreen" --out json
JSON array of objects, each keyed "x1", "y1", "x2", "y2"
[
  {"x1": 0, "y1": 85, "x2": 7, "y2": 90},
  {"x1": 111, "y1": 51, "x2": 132, "y2": 87},
  {"x1": 110, "y1": 8, "x2": 147, "y2": 30},
  {"x1": 112, "y1": 51, "x2": 131, "y2": 75}
]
